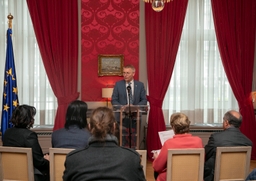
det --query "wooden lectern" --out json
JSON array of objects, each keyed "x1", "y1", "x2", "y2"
[{"x1": 113, "y1": 105, "x2": 148, "y2": 149}]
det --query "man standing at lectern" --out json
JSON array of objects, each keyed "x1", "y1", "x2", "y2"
[
  {"x1": 112, "y1": 64, "x2": 147, "y2": 106},
  {"x1": 111, "y1": 64, "x2": 147, "y2": 147}
]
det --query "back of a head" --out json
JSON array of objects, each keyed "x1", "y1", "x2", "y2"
[
  {"x1": 11, "y1": 104, "x2": 36, "y2": 129},
  {"x1": 65, "y1": 100, "x2": 88, "y2": 129},
  {"x1": 89, "y1": 107, "x2": 116, "y2": 140},
  {"x1": 224, "y1": 110, "x2": 242, "y2": 128},
  {"x1": 170, "y1": 112, "x2": 190, "y2": 134}
]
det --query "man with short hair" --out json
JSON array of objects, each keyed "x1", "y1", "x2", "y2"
[
  {"x1": 111, "y1": 64, "x2": 147, "y2": 148},
  {"x1": 111, "y1": 64, "x2": 147, "y2": 106},
  {"x1": 204, "y1": 110, "x2": 253, "y2": 181}
]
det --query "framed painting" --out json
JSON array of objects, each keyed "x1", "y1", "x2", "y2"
[{"x1": 98, "y1": 54, "x2": 124, "y2": 76}]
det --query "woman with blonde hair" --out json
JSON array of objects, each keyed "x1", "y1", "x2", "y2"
[
  {"x1": 63, "y1": 107, "x2": 145, "y2": 181},
  {"x1": 152, "y1": 112, "x2": 203, "y2": 181}
]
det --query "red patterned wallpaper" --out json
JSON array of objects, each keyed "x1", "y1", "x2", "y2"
[{"x1": 81, "y1": 0, "x2": 139, "y2": 101}]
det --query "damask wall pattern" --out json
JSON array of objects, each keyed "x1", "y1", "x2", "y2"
[{"x1": 81, "y1": 0, "x2": 140, "y2": 101}]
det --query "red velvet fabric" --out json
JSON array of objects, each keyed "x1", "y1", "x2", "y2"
[
  {"x1": 145, "y1": 0, "x2": 188, "y2": 160},
  {"x1": 211, "y1": 0, "x2": 256, "y2": 159},
  {"x1": 81, "y1": 0, "x2": 140, "y2": 101},
  {"x1": 26, "y1": 0, "x2": 79, "y2": 130}
]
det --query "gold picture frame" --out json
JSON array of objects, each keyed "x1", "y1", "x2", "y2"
[{"x1": 98, "y1": 54, "x2": 124, "y2": 76}]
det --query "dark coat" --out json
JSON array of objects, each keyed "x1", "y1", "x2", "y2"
[
  {"x1": 3, "y1": 127, "x2": 49, "y2": 176},
  {"x1": 111, "y1": 80, "x2": 147, "y2": 106},
  {"x1": 63, "y1": 135, "x2": 146, "y2": 181},
  {"x1": 51, "y1": 125, "x2": 91, "y2": 149},
  {"x1": 204, "y1": 126, "x2": 252, "y2": 181}
]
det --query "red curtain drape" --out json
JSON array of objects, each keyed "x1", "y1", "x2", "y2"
[
  {"x1": 145, "y1": 0, "x2": 188, "y2": 160},
  {"x1": 26, "y1": 0, "x2": 79, "y2": 130},
  {"x1": 211, "y1": 0, "x2": 256, "y2": 159}
]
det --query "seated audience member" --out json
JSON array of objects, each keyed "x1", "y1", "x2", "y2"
[
  {"x1": 204, "y1": 110, "x2": 253, "y2": 181},
  {"x1": 246, "y1": 168, "x2": 256, "y2": 180},
  {"x1": 3, "y1": 105, "x2": 49, "y2": 181},
  {"x1": 51, "y1": 100, "x2": 91, "y2": 149},
  {"x1": 63, "y1": 107, "x2": 146, "y2": 181},
  {"x1": 152, "y1": 113, "x2": 203, "y2": 181}
]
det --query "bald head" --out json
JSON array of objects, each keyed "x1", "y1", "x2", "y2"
[
  {"x1": 229, "y1": 110, "x2": 240, "y2": 119},
  {"x1": 223, "y1": 110, "x2": 242, "y2": 129}
]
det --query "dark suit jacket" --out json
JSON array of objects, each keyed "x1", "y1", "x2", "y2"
[
  {"x1": 51, "y1": 125, "x2": 91, "y2": 149},
  {"x1": 204, "y1": 126, "x2": 252, "y2": 181},
  {"x1": 111, "y1": 80, "x2": 147, "y2": 106},
  {"x1": 63, "y1": 135, "x2": 146, "y2": 181},
  {"x1": 3, "y1": 127, "x2": 49, "y2": 174}
]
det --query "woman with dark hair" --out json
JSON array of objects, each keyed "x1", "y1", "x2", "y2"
[
  {"x1": 3, "y1": 104, "x2": 50, "y2": 181},
  {"x1": 152, "y1": 113, "x2": 203, "y2": 181},
  {"x1": 63, "y1": 107, "x2": 146, "y2": 181},
  {"x1": 51, "y1": 100, "x2": 91, "y2": 149}
]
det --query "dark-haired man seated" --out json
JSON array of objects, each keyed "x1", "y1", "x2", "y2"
[{"x1": 204, "y1": 110, "x2": 253, "y2": 181}]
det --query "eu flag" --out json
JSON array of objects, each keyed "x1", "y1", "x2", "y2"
[{"x1": 1, "y1": 28, "x2": 19, "y2": 138}]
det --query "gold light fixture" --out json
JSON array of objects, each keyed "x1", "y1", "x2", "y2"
[{"x1": 144, "y1": 0, "x2": 173, "y2": 12}]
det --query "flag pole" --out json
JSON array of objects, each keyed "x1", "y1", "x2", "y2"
[{"x1": 1, "y1": 14, "x2": 19, "y2": 140}]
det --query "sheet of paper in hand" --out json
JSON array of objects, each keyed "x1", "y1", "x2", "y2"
[
  {"x1": 158, "y1": 129, "x2": 175, "y2": 146},
  {"x1": 151, "y1": 130, "x2": 175, "y2": 155}
]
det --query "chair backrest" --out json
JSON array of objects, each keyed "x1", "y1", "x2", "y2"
[
  {"x1": 0, "y1": 146, "x2": 34, "y2": 181},
  {"x1": 214, "y1": 146, "x2": 252, "y2": 181},
  {"x1": 49, "y1": 147, "x2": 74, "y2": 181},
  {"x1": 136, "y1": 150, "x2": 147, "y2": 176},
  {"x1": 166, "y1": 148, "x2": 204, "y2": 181}
]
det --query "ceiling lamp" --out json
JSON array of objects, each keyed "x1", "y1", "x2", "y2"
[{"x1": 144, "y1": 0, "x2": 172, "y2": 12}]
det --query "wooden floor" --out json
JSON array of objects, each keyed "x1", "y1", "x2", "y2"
[{"x1": 145, "y1": 160, "x2": 256, "y2": 181}]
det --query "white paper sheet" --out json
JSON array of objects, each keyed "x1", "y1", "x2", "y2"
[
  {"x1": 151, "y1": 130, "x2": 175, "y2": 156},
  {"x1": 158, "y1": 129, "x2": 175, "y2": 146}
]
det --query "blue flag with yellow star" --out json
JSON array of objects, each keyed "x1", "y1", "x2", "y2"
[{"x1": 1, "y1": 28, "x2": 19, "y2": 139}]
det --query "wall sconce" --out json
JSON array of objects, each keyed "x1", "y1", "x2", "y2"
[
  {"x1": 143, "y1": 0, "x2": 173, "y2": 12},
  {"x1": 102, "y1": 87, "x2": 114, "y2": 107}
]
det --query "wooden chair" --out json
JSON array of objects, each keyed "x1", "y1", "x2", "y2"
[
  {"x1": 136, "y1": 150, "x2": 147, "y2": 176},
  {"x1": 166, "y1": 148, "x2": 204, "y2": 181},
  {"x1": 49, "y1": 148, "x2": 74, "y2": 181},
  {"x1": 214, "y1": 146, "x2": 252, "y2": 181},
  {"x1": 0, "y1": 146, "x2": 34, "y2": 181}
]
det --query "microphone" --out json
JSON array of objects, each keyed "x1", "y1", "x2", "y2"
[{"x1": 127, "y1": 85, "x2": 131, "y2": 93}]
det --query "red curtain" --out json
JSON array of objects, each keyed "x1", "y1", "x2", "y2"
[
  {"x1": 26, "y1": 0, "x2": 79, "y2": 130},
  {"x1": 145, "y1": 0, "x2": 188, "y2": 160},
  {"x1": 211, "y1": 0, "x2": 256, "y2": 159}
]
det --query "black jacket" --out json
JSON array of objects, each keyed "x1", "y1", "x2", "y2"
[
  {"x1": 63, "y1": 135, "x2": 146, "y2": 181},
  {"x1": 204, "y1": 126, "x2": 252, "y2": 181},
  {"x1": 3, "y1": 127, "x2": 49, "y2": 175}
]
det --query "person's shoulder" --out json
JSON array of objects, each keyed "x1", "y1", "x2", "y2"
[
  {"x1": 3, "y1": 127, "x2": 14, "y2": 134},
  {"x1": 192, "y1": 135, "x2": 203, "y2": 140},
  {"x1": 15, "y1": 127, "x2": 35, "y2": 135},
  {"x1": 66, "y1": 147, "x2": 88, "y2": 158},
  {"x1": 209, "y1": 130, "x2": 225, "y2": 137},
  {"x1": 116, "y1": 80, "x2": 125, "y2": 84},
  {"x1": 191, "y1": 135, "x2": 204, "y2": 145},
  {"x1": 119, "y1": 147, "x2": 141, "y2": 157},
  {"x1": 13, "y1": 128, "x2": 37, "y2": 139},
  {"x1": 134, "y1": 80, "x2": 144, "y2": 85},
  {"x1": 52, "y1": 128, "x2": 66, "y2": 137},
  {"x1": 52, "y1": 128, "x2": 65, "y2": 133}
]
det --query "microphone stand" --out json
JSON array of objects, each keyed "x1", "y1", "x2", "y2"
[{"x1": 127, "y1": 86, "x2": 132, "y2": 148}]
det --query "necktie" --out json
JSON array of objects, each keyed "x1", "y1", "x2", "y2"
[{"x1": 128, "y1": 82, "x2": 133, "y2": 104}]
